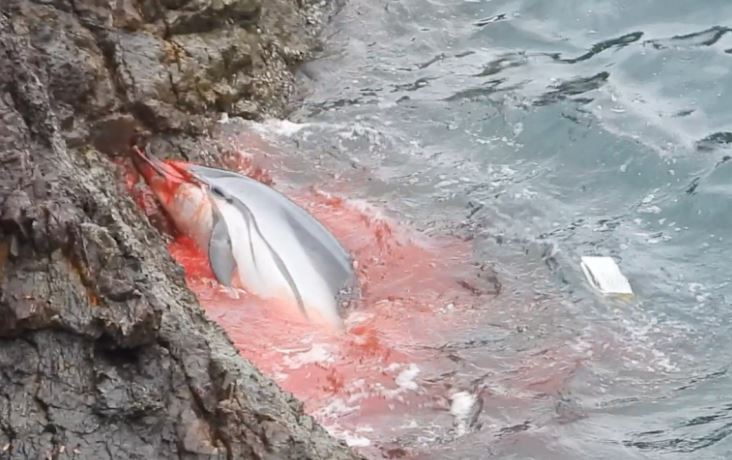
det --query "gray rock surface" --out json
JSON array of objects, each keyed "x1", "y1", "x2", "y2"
[{"x1": 0, "y1": 0, "x2": 359, "y2": 458}]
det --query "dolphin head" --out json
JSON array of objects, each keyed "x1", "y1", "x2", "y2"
[{"x1": 131, "y1": 147, "x2": 215, "y2": 253}]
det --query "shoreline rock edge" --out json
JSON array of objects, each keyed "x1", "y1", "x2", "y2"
[{"x1": 0, "y1": 0, "x2": 361, "y2": 458}]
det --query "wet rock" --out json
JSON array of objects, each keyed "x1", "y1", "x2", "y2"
[
  {"x1": 170, "y1": 29, "x2": 256, "y2": 114},
  {"x1": 0, "y1": 0, "x2": 360, "y2": 458},
  {"x1": 90, "y1": 113, "x2": 143, "y2": 155},
  {"x1": 167, "y1": 0, "x2": 260, "y2": 35}
]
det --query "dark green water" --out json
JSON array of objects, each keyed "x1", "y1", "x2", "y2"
[{"x1": 263, "y1": 1, "x2": 732, "y2": 458}]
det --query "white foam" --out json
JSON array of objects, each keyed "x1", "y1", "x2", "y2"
[
  {"x1": 385, "y1": 362, "x2": 403, "y2": 372},
  {"x1": 282, "y1": 343, "x2": 335, "y2": 369},
  {"x1": 395, "y1": 363, "x2": 420, "y2": 391},
  {"x1": 260, "y1": 118, "x2": 310, "y2": 136},
  {"x1": 342, "y1": 197, "x2": 390, "y2": 222},
  {"x1": 323, "y1": 425, "x2": 373, "y2": 448},
  {"x1": 342, "y1": 433, "x2": 371, "y2": 447},
  {"x1": 314, "y1": 397, "x2": 359, "y2": 420}
]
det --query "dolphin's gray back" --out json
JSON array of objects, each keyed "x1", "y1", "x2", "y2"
[{"x1": 189, "y1": 165, "x2": 356, "y2": 301}]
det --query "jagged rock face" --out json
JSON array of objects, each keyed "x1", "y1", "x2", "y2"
[
  {"x1": 0, "y1": 1, "x2": 358, "y2": 459},
  {"x1": 6, "y1": 0, "x2": 329, "y2": 146}
]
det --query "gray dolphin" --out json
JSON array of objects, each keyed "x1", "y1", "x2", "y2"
[{"x1": 133, "y1": 147, "x2": 357, "y2": 329}]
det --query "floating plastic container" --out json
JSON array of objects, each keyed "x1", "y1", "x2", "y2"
[{"x1": 580, "y1": 256, "x2": 633, "y2": 296}]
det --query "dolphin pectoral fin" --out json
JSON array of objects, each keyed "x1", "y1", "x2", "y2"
[
  {"x1": 228, "y1": 197, "x2": 309, "y2": 320},
  {"x1": 208, "y1": 211, "x2": 236, "y2": 287}
]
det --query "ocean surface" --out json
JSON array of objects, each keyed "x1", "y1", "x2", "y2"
[{"x1": 225, "y1": 1, "x2": 732, "y2": 458}]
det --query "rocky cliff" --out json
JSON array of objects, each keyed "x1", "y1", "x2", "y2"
[{"x1": 0, "y1": 0, "x2": 359, "y2": 458}]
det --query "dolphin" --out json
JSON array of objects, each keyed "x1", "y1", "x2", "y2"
[{"x1": 131, "y1": 146, "x2": 357, "y2": 330}]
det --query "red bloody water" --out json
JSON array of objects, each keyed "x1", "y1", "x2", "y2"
[
  {"x1": 118, "y1": 148, "x2": 580, "y2": 456},
  {"x1": 168, "y1": 184, "x2": 482, "y2": 400}
]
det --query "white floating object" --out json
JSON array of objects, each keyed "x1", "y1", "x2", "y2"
[
  {"x1": 450, "y1": 391, "x2": 480, "y2": 436},
  {"x1": 580, "y1": 256, "x2": 633, "y2": 296}
]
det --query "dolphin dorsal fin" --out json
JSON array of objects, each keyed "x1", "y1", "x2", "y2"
[{"x1": 208, "y1": 202, "x2": 237, "y2": 287}]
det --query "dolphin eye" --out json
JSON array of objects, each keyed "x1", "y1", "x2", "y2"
[{"x1": 211, "y1": 186, "x2": 234, "y2": 203}]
